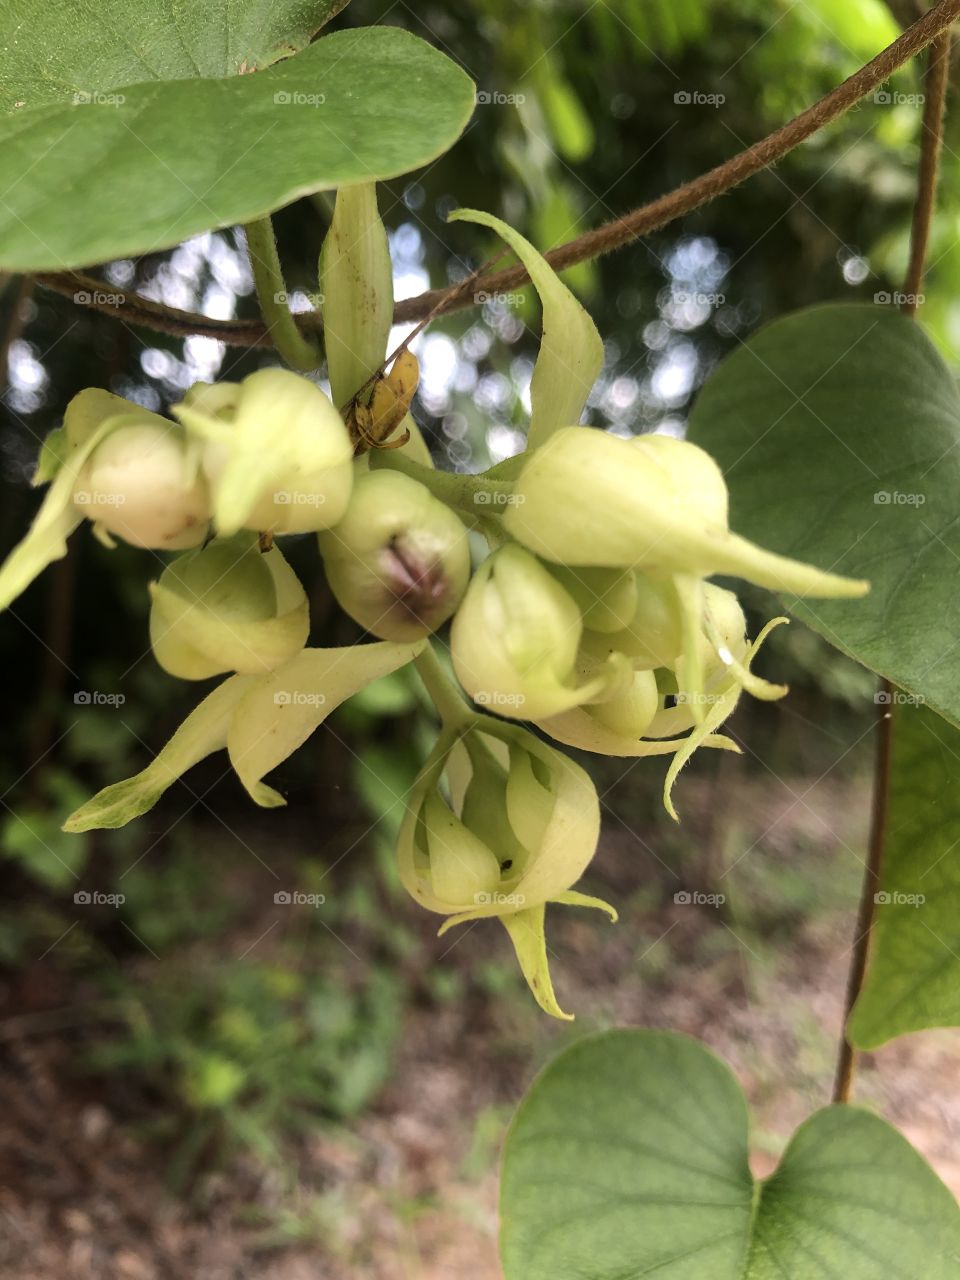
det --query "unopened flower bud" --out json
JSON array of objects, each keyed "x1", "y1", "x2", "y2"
[
  {"x1": 584, "y1": 668, "x2": 660, "y2": 738},
  {"x1": 174, "y1": 369, "x2": 353, "y2": 536},
  {"x1": 398, "y1": 715, "x2": 614, "y2": 1018},
  {"x1": 505, "y1": 427, "x2": 868, "y2": 599},
  {"x1": 73, "y1": 415, "x2": 210, "y2": 549},
  {"x1": 451, "y1": 544, "x2": 580, "y2": 719},
  {"x1": 149, "y1": 535, "x2": 309, "y2": 679},
  {"x1": 549, "y1": 565, "x2": 638, "y2": 633},
  {"x1": 318, "y1": 470, "x2": 470, "y2": 640},
  {"x1": 422, "y1": 792, "x2": 503, "y2": 906}
]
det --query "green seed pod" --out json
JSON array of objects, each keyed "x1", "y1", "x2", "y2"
[
  {"x1": 504, "y1": 427, "x2": 869, "y2": 599},
  {"x1": 73, "y1": 416, "x2": 210, "y2": 549},
  {"x1": 149, "y1": 534, "x2": 309, "y2": 680},
  {"x1": 318, "y1": 469, "x2": 470, "y2": 641},
  {"x1": 174, "y1": 369, "x2": 353, "y2": 536}
]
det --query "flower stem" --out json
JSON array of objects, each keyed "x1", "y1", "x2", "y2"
[
  {"x1": 414, "y1": 643, "x2": 476, "y2": 731},
  {"x1": 244, "y1": 216, "x2": 321, "y2": 372},
  {"x1": 372, "y1": 449, "x2": 516, "y2": 520}
]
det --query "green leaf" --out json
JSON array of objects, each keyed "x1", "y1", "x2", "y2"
[
  {"x1": 501, "y1": 1029, "x2": 960, "y2": 1280},
  {"x1": 2, "y1": 1, "x2": 349, "y2": 105},
  {"x1": 688, "y1": 304, "x2": 960, "y2": 727},
  {"x1": 0, "y1": 27, "x2": 475, "y2": 270},
  {"x1": 849, "y1": 703, "x2": 960, "y2": 1048}
]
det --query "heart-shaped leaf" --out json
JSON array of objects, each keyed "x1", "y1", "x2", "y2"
[
  {"x1": 687, "y1": 304, "x2": 960, "y2": 727},
  {"x1": 849, "y1": 702, "x2": 960, "y2": 1048},
  {"x1": 501, "y1": 1029, "x2": 960, "y2": 1279},
  {"x1": 1, "y1": 0, "x2": 349, "y2": 104},
  {"x1": 0, "y1": 27, "x2": 475, "y2": 270}
]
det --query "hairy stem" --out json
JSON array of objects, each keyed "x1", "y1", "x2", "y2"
[
  {"x1": 902, "y1": 30, "x2": 952, "y2": 315},
  {"x1": 243, "y1": 216, "x2": 321, "y2": 371},
  {"x1": 35, "y1": 0, "x2": 960, "y2": 348},
  {"x1": 832, "y1": 26, "x2": 952, "y2": 1106},
  {"x1": 833, "y1": 683, "x2": 894, "y2": 1103}
]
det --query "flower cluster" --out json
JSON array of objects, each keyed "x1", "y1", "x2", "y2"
[{"x1": 0, "y1": 198, "x2": 868, "y2": 1018}]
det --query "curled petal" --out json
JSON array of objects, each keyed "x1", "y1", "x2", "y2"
[{"x1": 448, "y1": 209, "x2": 602, "y2": 450}]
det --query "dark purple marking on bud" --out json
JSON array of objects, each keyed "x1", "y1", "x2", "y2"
[{"x1": 382, "y1": 536, "x2": 448, "y2": 623}]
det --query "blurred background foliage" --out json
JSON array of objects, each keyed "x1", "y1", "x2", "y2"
[{"x1": 0, "y1": 0, "x2": 938, "y2": 1190}]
